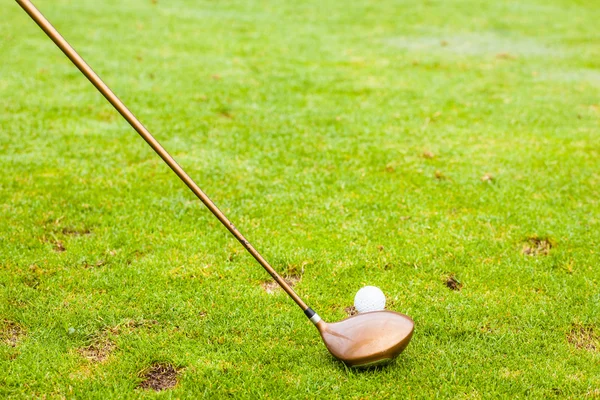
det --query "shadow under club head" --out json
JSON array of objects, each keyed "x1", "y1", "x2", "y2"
[{"x1": 315, "y1": 310, "x2": 414, "y2": 368}]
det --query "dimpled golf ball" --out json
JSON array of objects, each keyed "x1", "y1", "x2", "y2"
[{"x1": 354, "y1": 286, "x2": 386, "y2": 313}]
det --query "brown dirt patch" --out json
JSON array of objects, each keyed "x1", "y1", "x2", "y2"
[
  {"x1": 83, "y1": 260, "x2": 106, "y2": 269},
  {"x1": 138, "y1": 363, "x2": 180, "y2": 391},
  {"x1": 124, "y1": 319, "x2": 159, "y2": 329},
  {"x1": 78, "y1": 339, "x2": 115, "y2": 363},
  {"x1": 218, "y1": 109, "x2": 233, "y2": 119},
  {"x1": 261, "y1": 263, "x2": 305, "y2": 294},
  {"x1": 567, "y1": 324, "x2": 599, "y2": 351},
  {"x1": 481, "y1": 173, "x2": 494, "y2": 182},
  {"x1": 496, "y1": 52, "x2": 517, "y2": 60},
  {"x1": 61, "y1": 227, "x2": 91, "y2": 236},
  {"x1": 261, "y1": 275, "x2": 301, "y2": 294},
  {"x1": 445, "y1": 275, "x2": 463, "y2": 291},
  {"x1": 107, "y1": 319, "x2": 159, "y2": 334},
  {"x1": 522, "y1": 237, "x2": 554, "y2": 256},
  {"x1": 1, "y1": 320, "x2": 25, "y2": 347},
  {"x1": 260, "y1": 281, "x2": 279, "y2": 294},
  {"x1": 344, "y1": 306, "x2": 358, "y2": 316},
  {"x1": 54, "y1": 240, "x2": 66, "y2": 252},
  {"x1": 422, "y1": 151, "x2": 435, "y2": 159}
]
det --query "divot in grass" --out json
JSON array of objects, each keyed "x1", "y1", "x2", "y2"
[
  {"x1": 120, "y1": 319, "x2": 159, "y2": 331},
  {"x1": 567, "y1": 324, "x2": 599, "y2": 351},
  {"x1": 445, "y1": 275, "x2": 463, "y2": 291},
  {"x1": 481, "y1": 173, "x2": 494, "y2": 183},
  {"x1": 1, "y1": 320, "x2": 25, "y2": 347},
  {"x1": 496, "y1": 52, "x2": 517, "y2": 60},
  {"x1": 138, "y1": 363, "x2": 180, "y2": 391},
  {"x1": 53, "y1": 240, "x2": 66, "y2": 252},
  {"x1": 386, "y1": 33, "x2": 559, "y2": 58},
  {"x1": 261, "y1": 275, "x2": 301, "y2": 294},
  {"x1": 61, "y1": 227, "x2": 91, "y2": 236},
  {"x1": 522, "y1": 237, "x2": 554, "y2": 256},
  {"x1": 344, "y1": 306, "x2": 358, "y2": 316},
  {"x1": 261, "y1": 263, "x2": 304, "y2": 294},
  {"x1": 435, "y1": 170, "x2": 447, "y2": 180}
]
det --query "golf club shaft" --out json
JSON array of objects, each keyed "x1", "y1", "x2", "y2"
[{"x1": 16, "y1": 0, "x2": 320, "y2": 321}]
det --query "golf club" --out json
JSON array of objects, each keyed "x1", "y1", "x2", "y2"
[{"x1": 16, "y1": 0, "x2": 414, "y2": 367}]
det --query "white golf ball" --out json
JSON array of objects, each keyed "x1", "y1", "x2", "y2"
[{"x1": 354, "y1": 286, "x2": 386, "y2": 313}]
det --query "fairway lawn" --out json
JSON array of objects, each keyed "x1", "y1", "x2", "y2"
[{"x1": 1, "y1": 0, "x2": 599, "y2": 398}]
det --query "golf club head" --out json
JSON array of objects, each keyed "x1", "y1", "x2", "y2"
[{"x1": 316, "y1": 310, "x2": 414, "y2": 368}]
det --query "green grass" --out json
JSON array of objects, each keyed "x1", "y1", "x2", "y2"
[{"x1": 1, "y1": 0, "x2": 600, "y2": 398}]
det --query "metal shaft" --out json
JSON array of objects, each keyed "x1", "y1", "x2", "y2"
[{"x1": 16, "y1": 0, "x2": 312, "y2": 314}]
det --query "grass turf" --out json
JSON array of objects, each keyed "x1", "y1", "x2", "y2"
[{"x1": 1, "y1": 0, "x2": 600, "y2": 398}]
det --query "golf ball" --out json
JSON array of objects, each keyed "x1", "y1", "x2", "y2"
[{"x1": 354, "y1": 286, "x2": 386, "y2": 313}]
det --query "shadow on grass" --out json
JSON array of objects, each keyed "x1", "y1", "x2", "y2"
[{"x1": 329, "y1": 352, "x2": 416, "y2": 374}]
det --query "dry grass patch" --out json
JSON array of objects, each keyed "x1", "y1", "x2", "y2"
[{"x1": 78, "y1": 339, "x2": 115, "y2": 363}]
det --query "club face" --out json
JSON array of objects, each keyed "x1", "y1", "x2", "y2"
[{"x1": 317, "y1": 310, "x2": 414, "y2": 368}]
